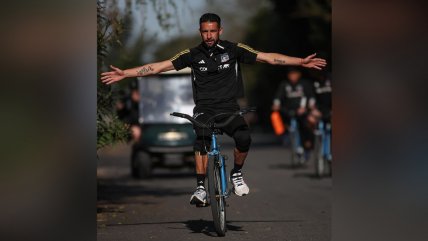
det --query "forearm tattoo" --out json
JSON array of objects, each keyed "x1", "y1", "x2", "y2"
[
  {"x1": 274, "y1": 59, "x2": 286, "y2": 64},
  {"x1": 137, "y1": 66, "x2": 154, "y2": 76}
]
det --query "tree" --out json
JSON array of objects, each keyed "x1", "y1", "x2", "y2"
[
  {"x1": 97, "y1": 0, "x2": 181, "y2": 150},
  {"x1": 97, "y1": 0, "x2": 129, "y2": 150}
]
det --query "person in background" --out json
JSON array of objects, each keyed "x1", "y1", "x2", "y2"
[
  {"x1": 272, "y1": 68, "x2": 315, "y2": 161},
  {"x1": 115, "y1": 80, "x2": 142, "y2": 143}
]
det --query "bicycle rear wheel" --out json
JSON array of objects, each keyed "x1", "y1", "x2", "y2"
[
  {"x1": 207, "y1": 155, "x2": 226, "y2": 236},
  {"x1": 289, "y1": 129, "x2": 299, "y2": 167},
  {"x1": 314, "y1": 132, "x2": 325, "y2": 177}
]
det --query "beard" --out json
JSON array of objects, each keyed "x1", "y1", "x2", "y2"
[{"x1": 203, "y1": 39, "x2": 219, "y2": 52}]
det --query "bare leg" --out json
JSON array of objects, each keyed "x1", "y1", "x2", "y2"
[
  {"x1": 191, "y1": 152, "x2": 209, "y2": 205},
  {"x1": 195, "y1": 152, "x2": 208, "y2": 174}
]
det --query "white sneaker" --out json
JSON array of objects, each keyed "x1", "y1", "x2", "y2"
[
  {"x1": 296, "y1": 146, "x2": 304, "y2": 155},
  {"x1": 230, "y1": 171, "x2": 249, "y2": 196},
  {"x1": 190, "y1": 186, "x2": 207, "y2": 206}
]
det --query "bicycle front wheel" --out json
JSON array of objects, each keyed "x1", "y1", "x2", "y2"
[
  {"x1": 289, "y1": 129, "x2": 299, "y2": 167},
  {"x1": 314, "y1": 132, "x2": 325, "y2": 177},
  {"x1": 207, "y1": 155, "x2": 226, "y2": 236}
]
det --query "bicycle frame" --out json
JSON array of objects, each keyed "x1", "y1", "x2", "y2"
[
  {"x1": 169, "y1": 108, "x2": 256, "y2": 236},
  {"x1": 314, "y1": 119, "x2": 332, "y2": 177},
  {"x1": 208, "y1": 132, "x2": 229, "y2": 198},
  {"x1": 289, "y1": 117, "x2": 302, "y2": 153},
  {"x1": 206, "y1": 129, "x2": 230, "y2": 236},
  {"x1": 318, "y1": 120, "x2": 332, "y2": 161},
  {"x1": 289, "y1": 116, "x2": 304, "y2": 166}
]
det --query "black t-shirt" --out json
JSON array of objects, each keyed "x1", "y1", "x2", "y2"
[
  {"x1": 313, "y1": 78, "x2": 332, "y2": 115},
  {"x1": 170, "y1": 40, "x2": 258, "y2": 106},
  {"x1": 274, "y1": 78, "x2": 314, "y2": 112}
]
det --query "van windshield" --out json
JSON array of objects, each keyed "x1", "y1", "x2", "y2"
[{"x1": 138, "y1": 74, "x2": 194, "y2": 124}]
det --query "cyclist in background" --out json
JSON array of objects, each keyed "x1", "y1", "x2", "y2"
[
  {"x1": 306, "y1": 71, "x2": 332, "y2": 167},
  {"x1": 115, "y1": 80, "x2": 142, "y2": 144},
  {"x1": 272, "y1": 68, "x2": 315, "y2": 161},
  {"x1": 101, "y1": 13, "x2": 326, "y2": 206},
  {"x1": 307, "y1": 71, "x2": 332, "y2": 131}
]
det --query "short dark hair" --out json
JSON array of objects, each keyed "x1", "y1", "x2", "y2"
[
  {"x1": 199, "y1": 13, "x2": 221, "y2": 26},
  {"x1": 287, "y1": 66, "x2": 301, "y2": 73}
]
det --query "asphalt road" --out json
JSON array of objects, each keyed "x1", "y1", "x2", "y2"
[{"x1": 97, "y1": 133, "x2": 331, "y2": 241}]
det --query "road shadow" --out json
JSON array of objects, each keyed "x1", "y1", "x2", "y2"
[
  {"x1": 97, "y1": 179, "x2": 190, "y2": 204},
  {"x1": 104, "y1": 218, "x2": 302, "y2": 237},
  {"x1": 269, "y1": 163, "x2": 332, "y2": 180},
  {"x1": 269, "y1": 163, "x2": 310, "y2": 170},
  {"x1": 184, "y1": 219, "x2": 244, "y2": 236},
  {"x1": 149, "y1": 169, "x2": 195, "y2": 179},
  {"x1": 292, "y1": 171, "x2": 332, "y2": 180},
  {"x1": 97, "y1": 166, "x2": 196, "y2": 203},
  {"x1": 102, "y1": 219, "x2": 240, "y2": 237}
]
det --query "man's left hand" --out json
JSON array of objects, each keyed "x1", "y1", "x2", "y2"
[{"x1": 301, "y1": 53, "x2": 327, "y2": 70}]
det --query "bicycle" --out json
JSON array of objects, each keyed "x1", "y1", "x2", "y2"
[
  {"x1": 313, "y1": 118, "x2": 332, "y2": 177},
  {"x1": 170, "y1": 107, "x2": 256, "y2": 237},
  {"x1": 287, "y1": 110, "x2": 305, "y2": 167}
]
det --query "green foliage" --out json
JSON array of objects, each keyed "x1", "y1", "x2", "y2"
[
  {"x1": 97, "y1": 0, "x2": 129, "y2": 150},
  {"x1": 97, "y1": 0, "x2": 181, "y2": 150},
  {"x1": 97, "y1": 103, "x2": 130, "y2": 150}
]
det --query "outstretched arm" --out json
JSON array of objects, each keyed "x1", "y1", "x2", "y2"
[
  {"x1": 100, "y1": 60, "x2": 175, "y2": 85},
  {"x1": 256, "y1": 52, "x2": 327, "y2": 70}
]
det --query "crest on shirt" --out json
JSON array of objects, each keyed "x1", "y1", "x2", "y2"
[{"x1": 220, "y1": 53, "x2": 229, "y2": 63}]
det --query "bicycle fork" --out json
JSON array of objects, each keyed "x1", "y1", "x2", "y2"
[{"x1": 319, "y1": 121, "x2": 332, "y2": 161}]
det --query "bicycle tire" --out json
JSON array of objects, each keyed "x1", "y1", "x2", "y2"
[
  {"x1": 314, "y1": 133, "x2": 325, "y2": 177},
  {"x1": 132, "y1": 151, "x2": 152, "y2": 179},
  {"x1": 289, "y1": 129, "x2": 299, "y2": 167},
  {"x1": 207, "y1": 155, "x2": 226, "y2": 236}
]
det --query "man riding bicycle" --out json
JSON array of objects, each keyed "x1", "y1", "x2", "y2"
[
  {"x1": 272, "y1": 68, "x2": 315, "y2": 161},
  {"x1": 101, "y1": 13, "x2": 326, "y2": 206}
]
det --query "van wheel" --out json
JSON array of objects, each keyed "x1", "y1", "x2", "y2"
[{"x1": 131, "y1": 151, "x2": 152, "y2": 179}]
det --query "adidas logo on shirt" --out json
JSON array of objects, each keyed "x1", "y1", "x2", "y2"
[{"x1": 198, "y1": 60, "x2": 206, "y2": 64}]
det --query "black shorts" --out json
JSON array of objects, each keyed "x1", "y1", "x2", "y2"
[{"x1": 193, "y1": 103, "x2": 248, "y2": 137}]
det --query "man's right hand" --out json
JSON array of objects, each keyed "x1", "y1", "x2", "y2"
[
  {"x1": 101, "y1": 65, "x2": 126, "y2": 85},
  {"x1": 272, "y1": 104, "x2": 280, "y2": 111},
  {"x1": 297, "y1": 107, "x2": 306, "y2": 115}
]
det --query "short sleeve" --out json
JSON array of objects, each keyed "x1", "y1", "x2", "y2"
[
  {"x1": 236, "y1": 43, "x2": 259, "y2": 64},
  {"x1": 170, "y1": 49, "x2": 192, "y2": 70}
]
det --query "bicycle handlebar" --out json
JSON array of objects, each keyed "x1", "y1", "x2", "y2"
[
  {"x1": 170, "y1": 107, "x2": 257, "y2": 129},
  {"x1": 170, "y1": 112, "x2": 209, "y2": 128}
]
